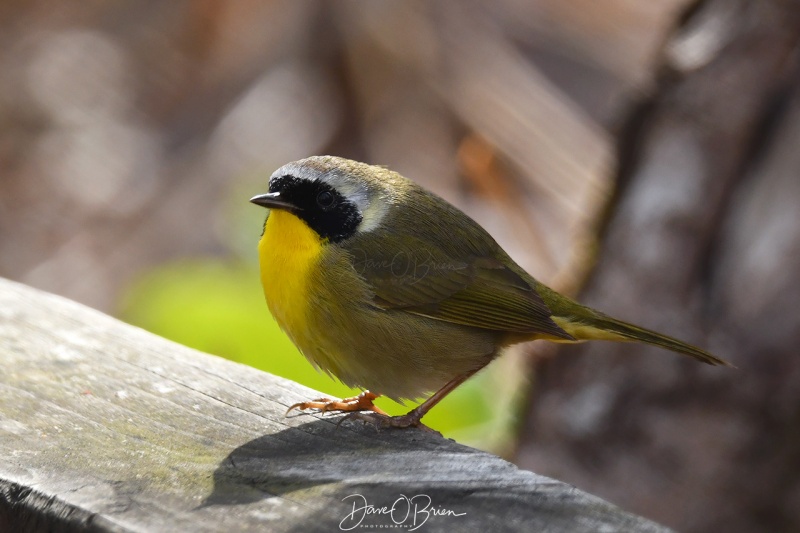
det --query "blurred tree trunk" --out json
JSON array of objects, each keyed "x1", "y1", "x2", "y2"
[{"x1": 516, "y1": 1, "x2": 800, "y2": 532}]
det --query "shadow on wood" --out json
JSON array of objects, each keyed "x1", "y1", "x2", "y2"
[{"x1": 0, "y1": 277, "x2": 668, "y2": 532}]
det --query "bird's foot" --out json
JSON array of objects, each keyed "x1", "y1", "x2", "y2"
[
  {"x1": 286, "y1": 390, "x2": 386, "y2": 416},
  {"x1": 340, "y1": 410, "x2": 440, "y2": 435}
]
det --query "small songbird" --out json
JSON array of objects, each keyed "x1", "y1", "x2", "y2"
[{"x1": 251, "y1": 156, "x2": 730, "y2": 429}]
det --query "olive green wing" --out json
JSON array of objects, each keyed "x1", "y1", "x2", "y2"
[{"x1": 348, "y1": 235, "x2": 574, "y2": 339}]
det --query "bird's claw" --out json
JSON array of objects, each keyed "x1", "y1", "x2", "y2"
[{"x1": 285, "y1": 391, "x2": 386, "y2": 417}]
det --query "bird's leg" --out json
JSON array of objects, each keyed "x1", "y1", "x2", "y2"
[
  {"x1": 286, "y1": 390, "x2": 386, "y2": 416},
  {"x1": 345, "y1": 368, "x2": 481, "y2": 430}
]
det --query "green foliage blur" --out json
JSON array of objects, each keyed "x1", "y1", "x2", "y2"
[{"x1": 119, "y1": 198, "x2": 522, "y2": 451}]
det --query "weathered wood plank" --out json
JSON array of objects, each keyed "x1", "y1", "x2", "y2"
[{"x1": 0, "y1": 277, "x2": 669, "y2": 532}]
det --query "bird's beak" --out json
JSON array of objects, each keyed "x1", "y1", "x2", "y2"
[{"x1": 249, "y1": 192, "x2": 300, "y2": 212}]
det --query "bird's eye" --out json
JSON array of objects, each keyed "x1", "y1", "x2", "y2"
[{"x1": 316, "y1": 190, "x2": 336, "y2": 210}]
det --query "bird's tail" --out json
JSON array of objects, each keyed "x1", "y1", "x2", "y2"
[{"x1": 550, "y1": 307, "x2": 732, "y2": 367}]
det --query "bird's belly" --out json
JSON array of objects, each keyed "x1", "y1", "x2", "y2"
[{"x1": 305, "y1": 302, "x2": 499, "y2": 401}]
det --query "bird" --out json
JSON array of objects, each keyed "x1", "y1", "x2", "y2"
[{"x1": 250, "y1": 155, "x2": 730, "y2": 429}]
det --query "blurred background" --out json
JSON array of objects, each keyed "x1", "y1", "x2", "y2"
[{"x1": 1, "y1": 1, "x2": 799, "y2": 532}]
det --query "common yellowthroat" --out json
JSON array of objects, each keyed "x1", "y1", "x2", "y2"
[{"x1": 251, "y1": 156, "x2": 730, "y2": 429}]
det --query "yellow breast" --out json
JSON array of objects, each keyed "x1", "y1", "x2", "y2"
[{"x1": 258, "y1": 210, "x2": 324, "y2": 345}]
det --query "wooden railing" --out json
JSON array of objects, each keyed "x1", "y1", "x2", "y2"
[{"x1": 0, "y1": 277, "x2": 668, "y2": 532}]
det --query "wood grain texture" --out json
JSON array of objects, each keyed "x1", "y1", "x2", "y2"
[{"x1": 0, "y1": 277, "x2": 667, "y2": 532}]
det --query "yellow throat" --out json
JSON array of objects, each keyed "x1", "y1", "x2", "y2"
[{"x1": 258, "y1": 209, "x2": 324, "y2": 340}]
